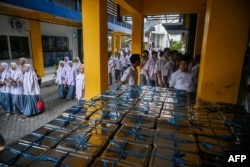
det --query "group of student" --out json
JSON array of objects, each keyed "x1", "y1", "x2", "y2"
[
  {"x1": 55, "y1": 56, "x2": 85, "y2": 102},
  {"x1": 0, "y1": 58, "x2": 42, "y2": 118},
  {"x1": 108, "y1": 48, "x2": 201, "y2": 100}
]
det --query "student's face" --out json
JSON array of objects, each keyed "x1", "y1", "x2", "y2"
[
  {"x1": 152, "y1": 53, "x2": 157, "y2": 60},
  {"x1": 10, "y1": 64, "x2": 16, "y2": 70},
  {"x1": 0, "y1": 66, "x2": 3, "y2": 73},
  {"x1": 60, "y1": 63, "x2": 64, "y2": 67},
  {"x1": 69, "y1": 63, "x2": 73, "y2": 67},
  {"x1": 179, "y1": 61, "x2": 188, "y2": 72},
  {"x1": 79, "y1": 67, "x2": 84, "y2": 73},
  {"x1": 18, "y1": 59, "x2": 24, "y2": 65},
  {"x1": 23, "y1": 66, "x2": 29, "y2": 72}
]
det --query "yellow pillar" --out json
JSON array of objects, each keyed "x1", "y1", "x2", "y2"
[
  {"x1": 82, "y1": 0, "x2": 108, "y2": 100},
  {"x1": 30, "y1": 20, "x2": 44, "y2": 76},
  {"x1": 116, "y1": 34, "x2": 121, "y2": 52},
  {"x1": 111, "y1": 33, "x2": 116, "y2": 55},
  {"x1": 131, "y1": 13, "x2": 143, "y2": 54},
  {"x1": 131, "y1": 13, "x2": 143, "y2": 84},
  {"x1": 197, "y1": 0, "x2": 250, "y2": 103}
]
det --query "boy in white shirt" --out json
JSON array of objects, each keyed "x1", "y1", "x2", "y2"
[
  {"x1": 169, "y1": 54, "x2": 197, "y2": 100},
  {"x1": 108, "y1": 55, "x2": 114, "y2": 85},
  {"x1": 121, "y1": 54, "x2": 141, "y2": 86},
  {"x1": 144, "y1": 51, "x2": 158, "y2": 86}
]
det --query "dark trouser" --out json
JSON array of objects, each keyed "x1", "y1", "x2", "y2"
[
  {"x1": 109, "y1": 72, "x2": 112, "y2": 85},
  {"x1": 163, "y1": 76, "x2": 169, "y2": 88},
  {"x1": 147, "y1": 79, "x2": 156, "y2": 87},
  {"x1": 115, "y1": 70, "x2": 121, "y2": 81},
  {"x1": 66, "y1": 85, "x2": 75, "y2": 100},
  {"x1": 140, "y1": 74, "x2": 147, "y2": 86}
]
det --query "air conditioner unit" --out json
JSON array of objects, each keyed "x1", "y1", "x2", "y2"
[{"x1": 10, "y1": 19, "x2": 25, "y2": 30}]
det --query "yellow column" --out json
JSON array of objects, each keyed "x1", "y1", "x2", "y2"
[
  {"x1": 116, "y1": 34, "x2": 121, "y2": 52},
  {"x1": 197, "y1": 0, "x2": 250, "y2": 103},
  {"x1": 30, "y1": 20, "x2": 44, "y2": 76},
  {"x1": 131, "y1": 13, "x2": 143, "y2": 54},
  {"x1": 111, "y1": 33, "x2": 116, "y2": 55},
  {"x1": 82, "y1": 0, "x2": 108, "y2": 100},
  {"x1": 131, "y1": 13, "x2": 143, "y2": 84}
]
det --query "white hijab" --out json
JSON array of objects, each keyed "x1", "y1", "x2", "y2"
[
  {"x1": 73, "y1": 57, "x2": 82, "y2": 70},
  {"x1": 0, "y1": 62, "x2": 10, "y2": 81},
  {"x1": 65, "y1": 61, "x2": 76, "y2": 85},
  {"x1": 23, "y1": 64, "x2": 40, "y2": 95},
  {"x1": 10, "y1": 62, "x2": 22, "y2": 80}
]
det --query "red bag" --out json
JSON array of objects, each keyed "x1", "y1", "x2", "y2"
[{"x1": 37, "y1": 98, "x2": 45, "y2": 111}]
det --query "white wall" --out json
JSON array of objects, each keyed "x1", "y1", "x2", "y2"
[{"x1": 40, "y1": 22, "x2": 79, "y2": 60}]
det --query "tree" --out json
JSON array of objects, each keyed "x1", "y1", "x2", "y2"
[{"x1": 170, "y1": 41, "x2": 182, "y2": 51}]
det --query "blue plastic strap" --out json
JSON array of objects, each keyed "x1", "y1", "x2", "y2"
[
  {"x1": 121, "y1": 128, "x2": 152, "y2": 141},
  {"x1": 107, "y1": 140, "x2": 145, "y2": 161},
  {"x1": 30, "y1": 128, "x2": 56, "y2": 145}
]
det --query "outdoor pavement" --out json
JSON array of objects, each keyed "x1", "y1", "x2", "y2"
[{"x1": 0, "y1": 82, "x2": 77, "y2": 145}]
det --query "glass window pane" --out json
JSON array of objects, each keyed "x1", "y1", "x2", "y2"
[
  {"x1": 9, "y1": 36, "x2": 30, "y2": 59},
  {"x1": 0, "y1": 35, "x2": 9, "y2": 60}
]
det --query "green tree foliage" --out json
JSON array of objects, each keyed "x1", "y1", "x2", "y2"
[{"x1": 171, "y1": 41, "x2": 182, "y2": 51}]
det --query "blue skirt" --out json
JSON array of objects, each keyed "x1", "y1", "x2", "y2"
[
  {"x1": 12, "y1": 94, "x2": 24, "y2": 113},
  {"x1": 0, "y1": 92, "x2": 13, "y2": 113},
  {"x1": 23, "y1": 95, "x2": 40, "y2": 116},
  {"x1": 66, "y1": 85, "x2": 75, "y2": 100},
  {"x1": 58, "y1": 84, "x2": 66, "y2": 98}
]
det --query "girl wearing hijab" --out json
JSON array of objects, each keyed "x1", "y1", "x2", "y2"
[
  {"x1": 9, "y1": 62, "x2": 24, "y2": 114},
  {"x1": 55, "y1": 61, "x2": 66, "y2": 98},
  {"x1": 63, "y1": 61, "x2": 76, "y2": 101},
  {"x1": 22, "y1": 64, "x2": 42, "y2": 117},
  {"x1": 0, "y1": 63, "x2": 12, "y2": 116},
  {"x1": 73, "y1": 57, "x2": 82, "y2": 74},
  {"x1": 18, "y1": 57, "x2": 28, "y2": 73},
  {"x1": 75, "y1": 64, "x2": 85, "y2": 103},
  {"x1": 63, "y1": 56, "x2": 70, "y2": 69}
]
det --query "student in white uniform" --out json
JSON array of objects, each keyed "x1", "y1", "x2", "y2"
[
  {"x1": 108, "y1": 55, "x2": 114, "y2": 85},
  {"x1": 75, "y1": 64, "x2": 85, "y2": 103},
  {"x1": 63, "y1": 61, "x2": 77, "y2": 101},
  {"x1": 18, "y1": 57, "x2": 28, "y2": 73},
  {"x1": 169, "y1": 54, "x2": 196, "y2": 100},
  {"x1": 73, "y1": 57, "x2": 82, "y2": 74},
  {"x1": 163, "y1": 50, "x2": 179, "y2": 87},
  {"x1": 140, "y1": 50, "x2": 149, "y2": 86},
  {"x1": 156, "y1": 48, "x2": 171, "y2": 88},
  {"x1": 121, "y1": 54, "x2": 141, "y2": 86},
  {"x1": 0, "y1": 63, "x2": 12, "y2": 116},
  {"x1": 22, "y1": 64, "x2": 42, "y2": 117},
  {"x1": 55, "y1": 61, "x2": 66, "y2": 98},
  {"x1": 9, "y1": 62, "x2": 24, "y2": 115},
  {"x1": 144, "y1": 51, "x2": 158, "y2": 86},
  {"x1": 114, "y1": 53, "x2": 123, "y2": 82}
]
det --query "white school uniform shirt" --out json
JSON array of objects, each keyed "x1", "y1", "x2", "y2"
[
  {"x1": 191, "y1": 64, "x2": 200, "y2": 80},
  {"x1": 121, "y1": 56, "x2": 127, "y2": 68},
  {"x1": 75, "y1": 73, "x2": 85, "y2": 100},
  {"x1": 164, "y1": 59, "x2": 175, "y2": 82},
  {"x1": 23, "y1": 64, "x2": 40, "y2": 95},
  {"x1": 9, "y1": 62, "x2": 23, "y2": 95},
  {"x1": 108, "y1": 58, "x2": 114, "y2": 74},
  {"x1": 64, "y1": 62, "x2": 76, "y2": 86},
  {"x1": 0, "y1": 63, "x2": 11, "y2": 93},
  {"x1": 126, "y1": 55, "x2": 131, "y2": 66},
  {"x1": 140, "y1": 59, "x2": 148, "y2": 75},
  {"x1": 114, "y1": 57, "x2": 123, "y2": 70},
  {"x1": 169, "y1": 69, "x2": 196, "y2": 93},
  {"x1": 144, "y1": 58, "x2": 157, "y2": 80},
  {"x1": 121, "y1": 66, "x2": 138, "y2": 86},
  {"x1": 155, "y1": 57, "x2": 168, "y2": 76}
]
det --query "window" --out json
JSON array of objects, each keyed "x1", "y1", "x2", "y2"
[
  {"x1": 0, "y1": 35, "x2": 9, "y2": 60},
  {"x1": 9, "y1": 36, "x2": 30, "y2": 59}
]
